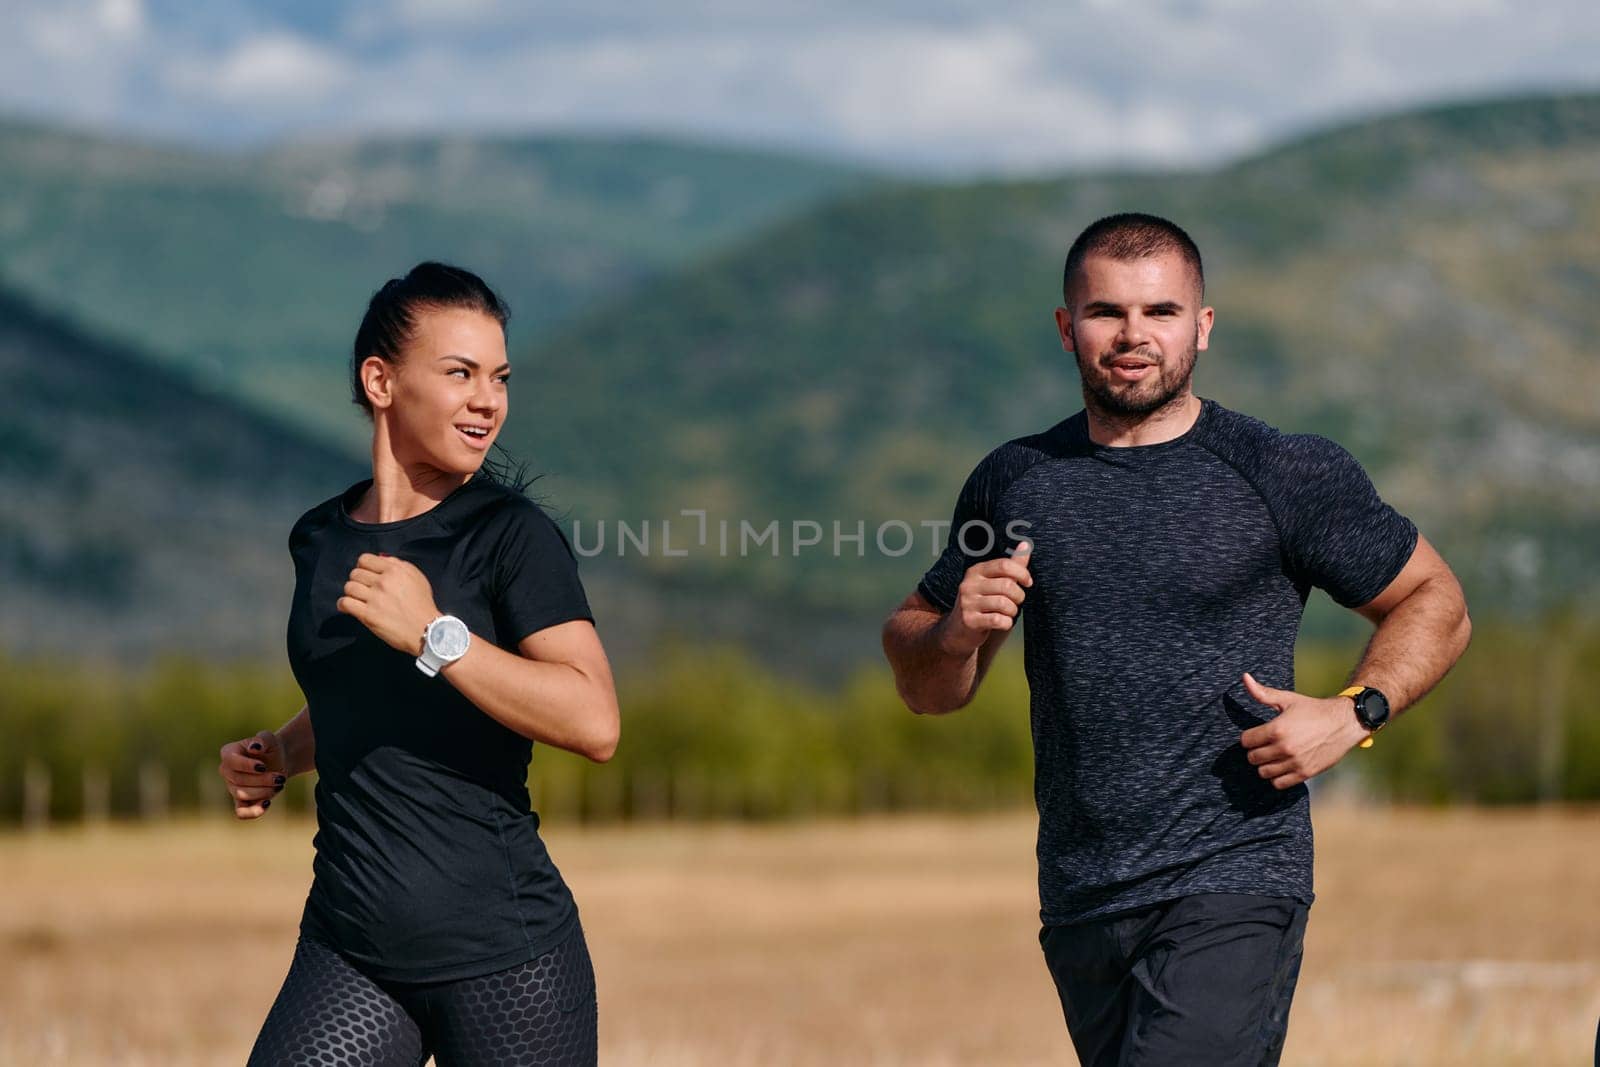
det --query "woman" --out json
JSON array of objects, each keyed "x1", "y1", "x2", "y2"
[{"x1": 218, "y1": 262, "x2": 620, "y2": 1066}]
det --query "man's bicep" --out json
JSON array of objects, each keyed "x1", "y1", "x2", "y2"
[
  {"x1": 1352, "y1": 532, "x2": 1455, "y2": 625},
  {"x1": 1278, "y1": 434, "x2": 1418, "y2": 608},
  {"x1": 918, "y1": 445, "x2": 1017, "y2": 612}
]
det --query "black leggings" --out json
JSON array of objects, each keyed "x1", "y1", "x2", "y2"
[{"x1": 247, "y1": 922, "x2": 597, "y2": 1066}]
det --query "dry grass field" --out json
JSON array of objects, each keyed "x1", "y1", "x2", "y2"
[{"x1": 2, "y1": 805, "x2": 1598, "y2": 1066}]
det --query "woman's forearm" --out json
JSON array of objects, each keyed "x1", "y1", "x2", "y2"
[
  {"x1": 276, "y1": 704, "x2": 317, "y2": 777},
  {"x1": 438, "y1": 632, "x2": 619, "y2": 762}
]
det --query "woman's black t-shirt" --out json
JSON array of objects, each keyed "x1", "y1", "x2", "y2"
[{"x1": 285, "y1": 474, "x2": 593, "y2": 982}]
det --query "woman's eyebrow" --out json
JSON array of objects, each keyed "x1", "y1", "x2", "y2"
[{"x1": 438, "y1": 354, "x2": 512, "y2": 372}]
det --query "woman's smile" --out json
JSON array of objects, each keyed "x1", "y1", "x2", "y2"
[{"x1": 454, "y1": 421, "x2": 495, "y2": 451}]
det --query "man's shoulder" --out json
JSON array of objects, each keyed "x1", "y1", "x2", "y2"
[
  {"x1": 1195, "y1": 400, "x2": 1352, "y2": 469},
  {"x1": 971, "y1": 413, "x2": 1084, "y2": 479},
  {"x1": 1194, "y1": 400, "x2": 1372, "y2": 501},
  {"x1": 1194, "y1": 398, "x2": 1285, "y2": 455}
]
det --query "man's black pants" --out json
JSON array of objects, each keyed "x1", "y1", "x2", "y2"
[{"x1": 1040, "y1": 893, "x2": 1309, "y2": 1066}]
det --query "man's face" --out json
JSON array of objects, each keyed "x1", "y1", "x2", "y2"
[{"x1": 1055, "y1": 251, "x2": 1214, "y2": 418}]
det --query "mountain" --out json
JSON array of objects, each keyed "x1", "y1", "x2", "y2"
[
  {"x1": 501, "y1": 92, "x2": 1600, "y2": 621},
  {"x1": 4, "y1": 92, "x2": 1597, "y2": 667},
  {"x1": 0, "y1": 121, "x2": 872, "y2": 450},
  {"x1": 0, "y1": 286, "x2": 366, "y2": 660},
  {"x1": 0, "y1": 283, "x2": 874, "y2": 671}
]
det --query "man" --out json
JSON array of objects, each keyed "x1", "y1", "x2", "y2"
[{"x1": 880, "y1": 213, "x2": 1471, "y2": 1065}]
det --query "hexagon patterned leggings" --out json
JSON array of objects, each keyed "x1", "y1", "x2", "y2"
[{"x1": 246, "y1": 922, "x2": 597, "y2": 1066}]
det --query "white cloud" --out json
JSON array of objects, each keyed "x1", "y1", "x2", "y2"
[
  {"x1": 0, "y1": 0, "x2": 1597, "y2": 170},
  {"x1": 19, "y1": 0, "x2": 143, "y2": 61},
  {"x1": 98, "y1": 0, "x2": 145, "y2": 40},
  {"x1": 3, "y1": 0, "x2": 148, "y2": 124},
  {"x1": 165, "y1": 33, "x2": 351, "y2": 104},
  {"x1": 778, "y1": 26, "x2": 1197, "y2": 168},
  {"x1": 393, "y1": 0, "x2": 506, "y2": 27}
]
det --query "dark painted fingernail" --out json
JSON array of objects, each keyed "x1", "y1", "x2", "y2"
[
  {"x1": 261, "y1": 799, "x2": 271, "y2": 809},
  {"x1": 248, "y1": 742, "x2": 263, "y2": 752},
  {"x1": 273, "y1": 774, "x2": 286, "y2": 786},
  {"x1": 254, "y1": 762, "x2": 267, "y2": 773}
]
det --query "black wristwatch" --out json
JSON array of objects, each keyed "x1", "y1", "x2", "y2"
[{"x1": 1338, "y1": 685, "x2": 1390, "y2": 748}]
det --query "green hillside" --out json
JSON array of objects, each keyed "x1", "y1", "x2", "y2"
[
  {"x1": 0, "y1": 285, "x2": 370, "y2": 660},
  {"x1": 502, "y1": 92, "x2": 1600, "y2": 619},
  {"x1": 3, "y1": 92, "x2": 1597, "y2": 662},
  {"x1": 0, "y1": 281, "x2": 873, "y2": 670},
  {"x1": 0, "y1": 121, "x2": 871, "y2": 448}
]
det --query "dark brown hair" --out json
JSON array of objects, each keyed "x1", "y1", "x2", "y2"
[{"x1": 1062, "y1": 213, "x2": 1204, "y2": 305}]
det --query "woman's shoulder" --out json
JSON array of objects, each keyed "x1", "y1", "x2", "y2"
[
  {"x1": 457, "y1": 477, "x2": 544, "y2": 526},
  {"x1": 287, "y1": 484, "x2": 354, "y2": 550},
  {"x1": 468, "y1": 490, "x2": 587, "y2": 583},
  {"x1": 482, "y1": 491, "x2": 573, "y2": 550}
]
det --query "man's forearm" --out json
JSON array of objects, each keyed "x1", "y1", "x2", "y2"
[
  {"x1": 882, "y1": 608, "x2": 988, "y2": 714},
  {"x1": 1350, "y1": 577, "x2": 1472, "y2": 716},
  {"x1": 276, "y1": 704, "x2": 316, "y2": 777}
]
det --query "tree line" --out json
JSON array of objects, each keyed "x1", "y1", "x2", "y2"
[{"x1": 1, "y1": 613, "x2": 1594, "y2": 825}]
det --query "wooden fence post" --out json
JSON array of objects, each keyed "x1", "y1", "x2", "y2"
[
  {"x1": 139, "y1": 761, "x2": 169, "y2": 820},
  {"x1": 672, "y1": 768, "x2": 706, "y2": 820},
  {"x1": 23, "y1": 760, "x2": 50, "y2": 831},
  {"x1": 197, "y1": 761, "x2": 227, "y2": 817},
  {"x1": 83, "y1": 765, "x2": 110, "y2": 824},
  {"x1": 631, "y1": 770, "x2": 667, "y2": 821}
]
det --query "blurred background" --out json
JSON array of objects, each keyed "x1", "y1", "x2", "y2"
[{"x1": 2, "y1": 2, "x2": 1598, "y2": 1064}]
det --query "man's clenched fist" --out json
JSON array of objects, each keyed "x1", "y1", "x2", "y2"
[{"x1": 938, "y1": 542, "x2": 1033, "y2": 656}]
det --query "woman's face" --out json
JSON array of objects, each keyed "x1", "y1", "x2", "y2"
[{"x1": 382, "y1": 306, "x2": 510, "y2": 474}]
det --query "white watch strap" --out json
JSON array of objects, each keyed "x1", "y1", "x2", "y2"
[
  {"x1": 415, "y1": 649, "x2": 442, "y2": 676},
  {"x1": 415, "y1": 617, "x2": 447, "y2": 676}
]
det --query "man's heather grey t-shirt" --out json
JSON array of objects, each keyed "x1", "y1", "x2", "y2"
[{"x1": 917, "y1": 397, "x2": 1417, "y2": 926}]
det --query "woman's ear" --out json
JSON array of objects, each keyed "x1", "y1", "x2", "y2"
[{"x1": 362, "y1": 355, "x2": 395, "y2": 411}]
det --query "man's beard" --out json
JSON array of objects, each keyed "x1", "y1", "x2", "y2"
[{"x1": 1076, "y1": 339, "x2": 1198, "y2": 419}]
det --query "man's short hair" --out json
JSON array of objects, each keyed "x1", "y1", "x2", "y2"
[{"x1": 1062, "y1": 213, "x2": 1205, "y2": 306}]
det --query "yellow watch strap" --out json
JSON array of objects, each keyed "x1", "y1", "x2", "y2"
[{"x1": 1339, "y1": 686, "x2": 1376, "y2": 747}]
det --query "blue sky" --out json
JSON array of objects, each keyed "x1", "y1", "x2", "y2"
[{"x1": 6, "y1": 0, "x2": 1599, "y2": 172}]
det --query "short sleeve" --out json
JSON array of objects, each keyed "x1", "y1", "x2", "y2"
[
  {"x1": 1275, "y1": 435, "x2": 1418, "y2": 608},
  {"x1": 490, "y1": 501, "x2": 594, "y2": 646},
  {"x1": 917, "y1": 450, "x2": 1013, "y2": 612}
]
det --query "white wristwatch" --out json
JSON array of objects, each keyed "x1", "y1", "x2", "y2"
[{"x1": 416, "y1": 614, "x2": 471, "y2": 676}]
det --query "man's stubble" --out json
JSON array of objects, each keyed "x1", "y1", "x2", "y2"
[{"x1": 1075, "y1": 331, "x2": 1200, "y2": 423}]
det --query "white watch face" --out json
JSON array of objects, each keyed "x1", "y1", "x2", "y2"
[{"x1": 428, "y1": 616, "x2": 471, "y2": 659}]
